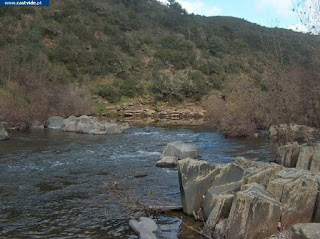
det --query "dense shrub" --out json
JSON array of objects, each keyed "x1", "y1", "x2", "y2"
[
  {"x1": 152, "y1": 70, "x2": 208, "y2": 101},
  {"x1": 98, "y1": 85, "x2": 121, "y2": 103}
]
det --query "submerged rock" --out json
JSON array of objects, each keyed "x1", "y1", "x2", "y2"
[
  {"x1": 134, "y1": 172, "x2": 148, "y2": 178},
  {"x1": 129, "y1": 217, "x2": 160, "y2": 239},
  {"x1": 0, "y1": 123, "x2": 9, "y2": 141},
  {"x1": 163, "y1": 141, "x2": 198, "y2": 160}
]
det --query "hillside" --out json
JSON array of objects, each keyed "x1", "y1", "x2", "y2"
[{"x1": 0, "y1": 0, "x2": 319, "y2": 135}]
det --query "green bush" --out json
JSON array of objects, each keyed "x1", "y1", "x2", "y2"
[{"x1": 98, "y1": 85, "x2": 121, "y2": 103}]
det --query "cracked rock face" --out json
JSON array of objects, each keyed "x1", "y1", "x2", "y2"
[
  {"x1": 178, "y1": 157, "x2": 320, "y2": 239},
  {"x1": 177, "y1": 158, "x2": 217, "y2": 215},
  {"x1": 266, "y1": 168, "x2": 318, "y2": 228},
  {"x1": 226, "y1": 183, "x2": 282, "y2": 239}
]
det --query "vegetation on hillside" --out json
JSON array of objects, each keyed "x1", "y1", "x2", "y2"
[{"x1": 0, "y1": 0, "x2": 319, "y2": 135}]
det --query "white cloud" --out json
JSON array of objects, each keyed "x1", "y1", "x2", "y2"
[
  {"x1": 204, "y1": 6, "x2": 222, "y2": 16},
  {"x1": 177, "y1": 0, "x2": 204, "y2": 13},
  {"x1": 255, "y1": 0, "x2": 293, "y2": 16},
  {"x1": 288, "y1": 23, "x2": 309, "y2": 33},
  {"x1": 157, "y1": 0, "x2": 222, "y2": 16}
]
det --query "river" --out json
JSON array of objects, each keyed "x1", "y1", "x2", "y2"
[{"x1": 0, "y1": 125, "x2": 270, "y2": 238}]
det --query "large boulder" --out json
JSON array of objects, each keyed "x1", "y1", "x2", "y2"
[
  {"x1": 296, "y1": 144, "x2": 316, "y2": 170},
  {"x1": 242, "y1": 164, "x2": 283, "y2": 187},
  {"x1": 156, "y1": 156, "x2": 178, "y2": 168},
  {"x1": 129, "y1": 217, "x2": 161, "y2": 239},
  {"x1": 309, "y1": 144, "x2": 320, "y2": 173},
  {"x1": 0, "y1": 123, "x2": 9, "y2": 141},
  {"x1": 203, "y1": 194, "x2": 234, "y2": 237},
  {"x1": 46, "y1": 116, "x2": 65, "y2": 130},
  {"x1": 276, "y1": 142, "x2": 302, "y2": 168},
  {"x1": 269, "y1": 223, "x2": 320, "y2": 239},
  {"x1": 266, "y1": 168, "x2": 318, "y2": 228},
  {"x1": 177, "y1": 158, "x2": 218, "y2": 216},
  {"x1": 202, "y1": 164, "x2": 245, "y2": 219},
  {"x1": 226, "y1": 183, "x2": 282, "y2": 239},
  {"x1": 49, "y1": 115, "x2": 127, "y2": 135},
  {"x1": 163, "y1": 141, "x2": 198, "y2": 159}
]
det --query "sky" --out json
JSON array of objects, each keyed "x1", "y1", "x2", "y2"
[{"x1": 158, "y1": 0, "x2": 309, "y2": 32}]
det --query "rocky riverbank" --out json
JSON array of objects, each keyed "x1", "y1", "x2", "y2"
[
  {"x1": 177, "y1": 157, "x2": 320, "y2": 239},
  {"x1": 270, "y1": 123, "x2": 320, "y2": 173},
  {"x1": 45, "y1": 115, "x2": 129, "y2": 134}
]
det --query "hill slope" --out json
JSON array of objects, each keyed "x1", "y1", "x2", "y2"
[{"x1": 0, "y1": 0, "x2": 319, "y2": 135}]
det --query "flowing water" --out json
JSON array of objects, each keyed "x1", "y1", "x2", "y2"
[{"x1": 0, "y1": 126, "x2": 270, "y2": 238}]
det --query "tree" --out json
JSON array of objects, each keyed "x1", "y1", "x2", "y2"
[{"x1": 293, "y1": 0, "x2": 320, "y2": 34}]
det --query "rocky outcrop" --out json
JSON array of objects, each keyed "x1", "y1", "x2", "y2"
[
  {"x1": 178, "y1": 157, "x2": 320, "y2": 239},
  {"x1": 45, "y1": 115, "x2": 129, "y2": 135},
  {"x1": 269, "y1": 223, "x2": 320, "y2": 239},
  {"x1": 156, "y1": 156, "x2": 178, "y2": 168},
  {"x1": 269, "y1": 124, "x2": 318, "y2": 145},
  {"x1": 129, "y1": 217, "x2": 161, "y2": 239},
  {"x1": 276, "y1": 142, "x2": 320, "y2": 173},
  {"x1": 162, "y1": 141, "x2": 198, "y2": 160},
  {"x1": 266, "y1": 168, "x2": 318, "y2": 228},
  {"x1": 177, "y1": 158, "x2": 217, "y2": 215},
  {"x1": 226, "y1": 183, "x2": 282, "y2": 239},
  {"x1": 0, "y1": 123, "x2": 9, "y2": 141}
]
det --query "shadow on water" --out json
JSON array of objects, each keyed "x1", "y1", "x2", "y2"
[{"x1": 0, "y1": 126, "x2": 270, "y2": 238}]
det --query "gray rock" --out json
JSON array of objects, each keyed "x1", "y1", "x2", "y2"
[
  {"x1": 203, "y1": 194, "x2": 234, "y2": 237},
  {"x1": 234, "y1": 157, "x2": 258, "y2": 169},
  {"x1": 296, "y1": 145, "x2": 316, "y2": 170},
  {"x1": 203, "y1": 182, "x2": 240, "y2": 220},
  {"x1": 242, "y1": 164, "x2": 283, "y2": 187},
  {"x1": 62, "y1": 115, "x2": 127, "y2": 135},
  {"x1": 0, "y1": 123, "x2": 9, "y2": 141},
  {"x1": 156, "y1": 156, "x2": 178, "y2": 168},
  {"x1": 129, "y1": 217, "x2": 160, "y2": 239},
  {"x1": 269, "y1": 223, "x2": 320, "y2": 239},
  {"x1": 266, "y1": 168, "x2": 318, "y2": 228},
  {"x1": 163, "y1": 141, "x2": 198, "y2": 159},
  {"x1": 46, "y1": 116, "x2": 65, "y2": 130},
  {"x1": 310, "y1": 144, "x2": 320, "y2": 173},
  {"x1": 212, "y1": 219, "x2": 228, "y2": 239},
  {"x1": 30, "y1": 120, "x2": 44, "y2": 130},
  {"x1": 226, "y1": 183, "x2": 282, "y2": 239},
  {"x1": 210, "y1": 163, "x2": 246, "y2": 188},
  {"x1": 276, "y1": 142, "x2": 302, "y2": 168},
  {"x1": 202, "y1": 163, "x2": 245, "y2": 219},
  {"x1": 177, "y1": 158, "x2": 218, "y2": 216}
]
